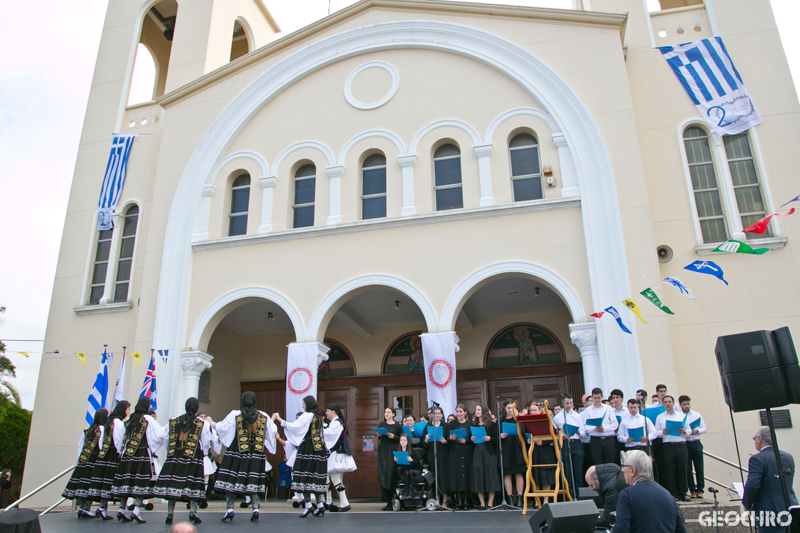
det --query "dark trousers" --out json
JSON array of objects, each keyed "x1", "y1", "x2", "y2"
[
  {"x1": 686, "y1": 440, "x2": 704, "y2": 493},
  {"x1": 589, "y1": 436, "x2": 616, "y2": 466},
  {"x1": 615, "y1": 439, "x2": 626, "y2": 466},
  {"x1": 662, "y1": 442, "x2": 688, "y2": 498},
  {"x1": 560, "y1": 439, "x2": 584, "y2": 499},
  {"x1": 653, "y1": 437, "x2": 664, "y2": 484}
]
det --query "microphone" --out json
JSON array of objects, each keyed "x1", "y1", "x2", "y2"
[
  {"x1": 431, "y1": 400, "x2": 441, "y2": 407},
  {"x1": 708, "y1": 487, "x2": 719, "y2": 494}
]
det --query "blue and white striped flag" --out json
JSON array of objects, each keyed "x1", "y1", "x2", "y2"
[
  {"x1": 86, "y1": 349, "x2": 113, "y2": 425},
  {"x1": 659, "y1": 37, "x2": 761, "y2": 136},
  {"x1": 97, "y1": 134, "x2": 137, "y2": 230}
]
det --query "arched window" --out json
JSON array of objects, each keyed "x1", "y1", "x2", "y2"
[
  {"x1": 433, "y1": 144, "x2": 463, "y2": 211},
  {"x1": 509, "y1": 133, "x2": 543, "y2": 201},
  {"x1": 484, "y1": 323, "x2": 564, "y2": 368},
  {"x1": 228, "y1": 174, "x2": 250, "y2": 236},
  {"x1": 293, "y1": 164, "x2": 316, "y2": 228},
  {"x1": 362, "y1": 153, "x2": 387, "y2": 219},
  {"x1": 230, "y1": 19, "x2": 250, "y2": 62},
  {"x1": 113, "y1": 205, "x2": 139, "y2": 303},
  {"x1": 127, "y1": 44, "x2": 157, "y2": 106},
  {"x1": 88, "y1": 229, "x2": 114, "y2": 305},
  {"x1": 683, "y1": 127, "x2": 728, "y2": 243},
  {"x1": 724, "y1": 133, "x2": 770, "y2": 238}
]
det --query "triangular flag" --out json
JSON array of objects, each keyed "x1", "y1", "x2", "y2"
[
  {"x1": 621, "y1": 298, "x2": 648, "y2": 324},
  {"x1": 604, "y1": 306, "x2": 632, "y2": 334},
  {"x1": 742, "y1": 208, "x2": 794, "y2": 234},
  {"x1": 662, "y1": 276, "x2": 699, "y2": 300},
  {"x1": 683, "y1": 260, "x2": 729, "y2": 285},
  {"x1": 780, "y1": 195, "x2": 800, "y2": 209},
  {"x1": 76, "y1": 353, "x2": 87, "y2": 367},
  {"x1": 131, "y1": 352, "x2": 142, "y2": 367},
  {"x1": 590, "y1": 312, "x2": 605, "y2": 318},
  {"x1": 15, "y1": 351, "x2": 29, "y2": 358},
  {"x1": 158, "y1": 349, "x2": 169, "y2": 364},
  {"x1": 711, "y1": 239, "x2": 769, "y2": 255},
  {"x1": 640, "y1": 288, "x2": 674, "y2": 315}
]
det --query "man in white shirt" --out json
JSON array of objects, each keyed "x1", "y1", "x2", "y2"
[
  {"x1": 582, "y1": 387, "x2": 619, "y2": 466},
  {"x1": 610, "y1": 389, "x2": 626, "y2": 465},
  {"x1": 655, "y1": 395, "x2": 690, "y2": 501},
  {"x1": 679, "y1": 395, "x2": 707, "y2": 499},
  {"x1": 553, "y1": 393, "x2": 586, "y2": 499},
  {"x1": 618, "y1": 399, "x2": 657, "y2": 453}
]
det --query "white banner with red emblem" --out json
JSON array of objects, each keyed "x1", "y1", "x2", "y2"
[
  {"x1": 285, "y1": 342, "x2": 319, "y2": 420},
  {"x1": 421, "y1": 332, "x2": 459, "y2": 418}
]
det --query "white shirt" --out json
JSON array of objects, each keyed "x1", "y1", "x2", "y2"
[
  {"x1": 77, "y1": 426, "x2": 104, "y2": 460},
  {"x1": 655, "y1": 409, "x2": 689, "y2": 443},
  {"x1": 617, "y1": 413, "x2": 657, "y2": 448},
  {"x1": 581, "y1": 404, "x2": 618, "y2": 437},
  {"x1": 552, "y1": 409, "x2": 586, "y2": 440},
  {"x1": 323, "y1": 417, "x2": 345, "y2": 452},
  {"x1": 612, "y1": 407, "x2": 627, "y2": 427},
  {"x1": 282, "y1": 412, "x2": 315, "y2": 468},
  {"x1": 214, "y1": 410, "x2": 278, "y2": 471},
  {"x1": 682, "y1": 410, "x2": 707, "y2": 442}
]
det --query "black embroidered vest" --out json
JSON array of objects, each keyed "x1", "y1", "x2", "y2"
[
  {"x1": 123, "y1": 418, "x2": 149, "y2": 458},
  {"x1": 236, "y1": 413, "x2": 267, "y2": 454},
  {"x1": 78, "y1": 427, "x2": 101, "y2": 463},
  {"x1": 167, "y1": 417, "x2": 204, "y2": 459},
  {"x1": 97, "y1": 421, "x2": 116, "y2": 459}
]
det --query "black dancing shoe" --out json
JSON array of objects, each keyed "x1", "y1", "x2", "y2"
[
  {"x1": 381, "y1": 504, "x2": 392, "y2": 511},
  {"x1": 131, "y1": 514, "x2": 146, "y2": 524},
  {"x1": 221, "y1": 511, "x2": 235, "y2": 522},
  {"x1": 127, "y1": 503, "x2": 135, "y2": 511},
  {"x1": 329, "y1": 504, "x2": 339, "y2": 512},
  {"x1": 97, "y1": 509, "x2": 113, "y2": 521},
  {"x1": 337, "y1": 505, "x2": 351, "y2": 513},
  {"x1": 250, "y1": 512, "x2": 259, "y2": 522},
  {"x1": 240, "y1": 500, "x2": 250, "y2": 508},
  {"x1": 292, "y1": 500, "x2": 302, "y2": 508},
  {"x1": 117, "y1": 511, "x2": 131, "y2": 522},
  {"x1": 144, "y1": 502, "x2": 154, "y2": 511},
  {"x1": 199, "y1": 500, "x2": 208, "y2": 509},
  {"x1": 300, "y1": 507, "x2": 312, "y2": 518},
  {"x1": 165, "y1": 514, "x2": 173, "y2": 525},
  {"x1": 313, "y1": 505, "x2": 325, "y2": 517},
  {"x1": 189, "y1": 512, "x2": 203, "y2": 524}
]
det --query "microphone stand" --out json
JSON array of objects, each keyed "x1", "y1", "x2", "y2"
[
  {"x1": 640, "y1": 400, "x2": 653, "y2": 458},
  {"x1": 417, "y1": 401, "x2": 453, "y2": 513},
  {"x1": 490, "y1": 396, "x2": 521, "y2": 511},
  {"x1": 561, "y1": 410, "x2": 578, "y2": 502}
]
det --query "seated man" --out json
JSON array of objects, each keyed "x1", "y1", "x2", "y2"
[
  {"x1": 613, "y1": 450, "x2": 686, "y2": 533},
  {"x1": 585, "y1": 464, "x2": 628, "y2": 529}
]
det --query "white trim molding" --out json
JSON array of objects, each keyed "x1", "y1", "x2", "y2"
[
  {"x1": 270, "y1": 141, "x2": 336, "y2": 180},
  {"x1": 74, "y1": 301, "x2": 133, "y2": 316},
  {"x1": 337, "y1": 129, "x2": 408, "y2": 166},
  {"x1": 343, "y1": 61, "x2": 400, "y2": 110},
  {"x1": 409, "y1": 118, "x2": 481, "y2": 154}
]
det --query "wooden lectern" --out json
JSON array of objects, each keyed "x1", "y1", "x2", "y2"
[{"x1": 514, "y1": 400, "x2": 572, "y2": 514}]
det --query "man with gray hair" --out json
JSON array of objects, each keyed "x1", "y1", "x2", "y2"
[
  {"x1": 612, "y1": 450, "x2": 686, "y2": 533},
  {"x1": 168, "y1": 521, "x2": 198, "y2": 533},
  {"x1": 743, "y1": 426, "x2": 798, "y2": 533}
]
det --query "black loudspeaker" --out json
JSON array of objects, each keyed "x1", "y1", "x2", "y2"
[
  {"x1": 578, "y1": 487, "x2": 602, "y2": 509},
  {"x1": 716, "y1": 327, "x2": 800, "y2": 412},
  {"x1": 528, "y1": 500, "x2": 598, "y2": 533}
]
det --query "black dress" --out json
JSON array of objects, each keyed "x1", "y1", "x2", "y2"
[
  {"x1": 215, "y1": 413, "x2": 270, "y2": 496},
  {"x1": 290, "y1": 413, "x2": 330, "y2": 495},
  {"x1": 153, "y1": 418, "x2": 207, "y2": 501},
  {"x1": 111, "y1": 418, "x2": 156, "y2": 499},
  {"x1": 62, "y1": 426, "x2": 103, "y2": 501},
  {"x1": 471, "y1": 423, "x2": 501, "y2": 493},
  {"x1": 499, "y1": 416, "x2": 526, "y2": 476},
  {"x1": 533, "y1": 439, "x2": 557, "y2": 487},
  {"x1": 396, "y1": 448, "x2": 424, "y2": 492},
  {"x1": 87, "y1": 420, "x2": 122, "y2": 502},
  {"x1": 424, "y1": 422, "x2": 449, "y2": 495},
  {"x1": 377, "y1": 421, "x2": 402, "y2": 491},
  {"x1": 446, "y1": 419, "x2": 472, "y2": 493}
]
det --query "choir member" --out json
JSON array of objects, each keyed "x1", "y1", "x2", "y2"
[
  {"x1": 446, "y1": 403, "x2": 472, "y2": 510},
  {"x1": 679, "y1": 395, "x2": 707, "y2": 499},
  {"x1": 376, "y1": 407, "x2": 402, "y2": 510},
  {"x1": 62, "y1": 408, "x2": 108, "y2": 518},
  {"x1": 274, "y1": 395, "x2": 330, "y2": 518},
  {"x1": 581, "y1": 388, "x2": 618, "y2": 466},
  {"x1": 654, "y1": 395, "x2": 690, "y2": 501},
  {"x1": 394, "y1": 433, "x2": 423, "y2": 498},
  {"x1": 154, "y1": 398, "x2": 217, "y2": 525},
  {"x1": 88, "y1": 401, "x2": 129, "y2": 519},
  {"x1": 323, "y1": 403, "x2": 356, "y2": 512},
  {"x1": 553, "y1": 405, "x2": 562, "y2": 417},
  {"x1": 617, "y1": 399, "x2": 657, "y2": 453},
  {"x1": 529, "y1": 403, "x2": 556, "y2": 505},
  {"x1": 499, "y1": 399, "x2": 525, "y2": 508},
  {"x1": 552, "y1": 393, "x2": 585, "y2": 500},
  {"x1": 424, "y1": 406, "x2": 450, "y2": 505},
  {"x1": 214, "y1": 391, "x2": 277, "y2": 522},
  {"x1": 470, "y1": 404, "x2": 500, "y2": 510},
  {"x1": 609, "y1": 389, "x2": 626, "y2": 465},
  {"x1": 111, "y1": 397, "x2": 164, "y2": 523}
]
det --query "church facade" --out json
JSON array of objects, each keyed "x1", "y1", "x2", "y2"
[{"x1": 24, "y1": 0, "x2": 800, "y2": 502}]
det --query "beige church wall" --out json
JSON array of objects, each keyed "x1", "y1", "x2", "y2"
[{"x1": 204, "y1": 325, "x2": 246, "y2": 422}]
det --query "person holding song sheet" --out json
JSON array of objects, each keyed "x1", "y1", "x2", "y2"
[
  {"x1": 654, "y1": 395, "x2": 690, "y2": 501},
  {"x1": 446, "y1": 403, "x2": 472, "y2": 510},
  {"x1": 424, "y1": 406, "x2": 450, "y2": 505},
  {"x1": 375, "y1": 407, "x2": 402, "y2": 510},
  {"x1": 617, "y1": 399, "x2": 657, "y2": 453},
  {"x1": 582, "y1": 388, "x2": 619, "y2": 466},
  {"x1": 393, "y1": 433, "x2": 423, "y2": 499},
  {"x1": 609, "y1": 390, "x2": 627, "y2": 465},
  {"x1": 499, "y1": 399, "x2": 525, "y2": 507},
  {"x1": 529, "y1": 403, "x2": 556, "y2": 505},
  {"x1": 470, "y1": 404, "x2": 500, "y2": 510},
  {"x1": 552, "y1": 393, "x2": 586, "y2": 499},
  {"x1": 678, "y1": 396, "x2": 706, "y2": 499}
]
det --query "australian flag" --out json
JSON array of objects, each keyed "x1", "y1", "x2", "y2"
[{"x1": 140, "y1": 352, "x2": 157, "y2": 411}]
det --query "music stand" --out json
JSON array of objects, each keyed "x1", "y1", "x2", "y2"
[{"x1": 490, "y1": 397, "x2": 521, "y2": 511}]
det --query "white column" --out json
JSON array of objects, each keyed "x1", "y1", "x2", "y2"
[
  {"x1": 711, "y1": 134, "x2": 744, "y2": 237},
  {"x1": 181, "y1": 350, "x2": 213, "y2": 402},
  {"x1": 326, "y1": 165, "x2": 344, "y2": 225},
  {"x1": 473, "y1": 144, "x2": 495, "y2": 206},
  {"x1": 397, "y1": 154, "x2": 417, "y2": 216},
  {"x1": 192, "y1": 184, "x2": 215, "y2": 242},
  {"x1": 258, "y1": 176, "x2": 277, "y2": 233},
  {"x1": 99, "y1": 212, "x2": 123, "y2": 305},
  {"x1": 569, "y1": 322, "x2": 601, "y2": 392},
  {"x1": 552, "y1": 133, "x2": 580, "y2": 198}
]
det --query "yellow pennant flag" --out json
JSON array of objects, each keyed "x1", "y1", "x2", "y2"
[
  {"x1": 131, "y1": 352, "x2": 142, "y2": 367},
  {"x1": 15, "y1": 351, "x2": 29, "y2": 358},
  {"x1": 75, "y1": 353, "x2": 87, "y2": 367},
  {"x1": 622, "y1": 298, "x2": 648, "y2": 324}
]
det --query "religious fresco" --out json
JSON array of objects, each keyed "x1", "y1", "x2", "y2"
[
  {"x1": 319, "y1": 339, "x2": 355, "y2": 378},
  {"x1": 383, "y1": 332, "x2": 424, "y2": 374},
  {"x1": 485, "y1": 324, "x2": 563, "y2": 368}
]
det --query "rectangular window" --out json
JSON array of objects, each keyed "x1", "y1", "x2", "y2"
[
  {"x1": 362, "y1": 165, "x2": 387, "y2": 219},
  {"x1": 684, "y1": 128, "x2": 728, "y2": 243},
  {"x1": 293, "y1": 176, "x2": 315, "y2": 228},
  {"x1": 89, "y1": 229, "x2": 113, "y2": 305},
  {"x1": 724, "y1": 134, "x2": 770, "y2": 238}
]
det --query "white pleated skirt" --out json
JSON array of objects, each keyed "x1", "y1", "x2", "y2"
[{"x1": 328, "y1": 451, "x2": 357, "y2": 473}]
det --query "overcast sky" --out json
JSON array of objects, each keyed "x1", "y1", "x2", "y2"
[{"x1": 1, "y1": 0, "x2": 799, "y2": 410}]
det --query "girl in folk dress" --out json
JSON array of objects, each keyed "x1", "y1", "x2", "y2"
[
  {"x1": 87, "y1": 401, "x2": 129, "y2": 520},
  {"x1": 323, "y1": 403, "x2": 357, "y2": 512},
  {"x1": 377, "y1": 407, "x2": 402, "y2": 510},
  {"x1": 213, "y1": 391, "x2": 277, "y2": 523},
  {"x1": 471, "y1": 404, "x2": 501, "y2": 510},
  {"x1": 446, "y1": 403, "x2": 472, "y2": 510},
  {"x1": 62, "y1": 409, "x2": 108, "y2": 518},
  {"x1": 110, "y1": 397, "x2": 165, "y2": 523},
  {"x1": 499, "y1": 399, "x2": 526, "y2": 507},
  {"x1": 274, "y1": 395, "x2": 330, "y2": 518}
]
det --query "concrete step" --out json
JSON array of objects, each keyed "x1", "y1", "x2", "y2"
[{"x1": 680, "y1": 502, "x2": 752, "y2": 533}]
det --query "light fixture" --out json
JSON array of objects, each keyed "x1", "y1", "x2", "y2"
[
  {"x1": 267, "y1": 312, "x2": 275, "y2": 321},
  {"x1": 394, "y1": 300, "x2": 400, "y2": 310},
  {"x1": 534, "y1": 287, "x2": 540, "y2": 298}
]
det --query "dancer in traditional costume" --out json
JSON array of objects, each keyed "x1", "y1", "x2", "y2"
[
  {"x1": 110, "y1": 397, "x2": 165, "y2": 523},
  {"x1": 153, "y1": 398, "x2": 217, "y2": 525},
  {"x1": 323, "y1": 403, "x2": 357, "y2": 512},
  {"x1": 213, "y1": 391, "x2": 277, "y2": 523},
  {"x1": 274, "y1": 395, "x2": 330, "y2": 518},
  {"x1": 62, "y1": 408, "x2": 108, "y2": 518},
  {"x1": 87, "y1": 401, "x2": 129, "y2": 520}
]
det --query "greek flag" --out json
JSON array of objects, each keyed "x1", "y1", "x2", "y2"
[
  {"x1": 140, "y1": 352, "x2": 157, "y2": 411},
  {"x1": 86, "y1": 349, "x2": 113, "y2": 425},
  {"x1": 659, "y1": 38, "x2": 760, "y2": 136},
  {"x1": 97, "y1": 134, "x2": 137, "y2": 230}
]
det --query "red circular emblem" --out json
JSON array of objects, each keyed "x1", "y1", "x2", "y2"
[
  {"x1": 287, "y1": 367, "x2": 313, "y2": 395},
  {"x1": 428, "y1": 359, "x2": 453, "y2": 388}
]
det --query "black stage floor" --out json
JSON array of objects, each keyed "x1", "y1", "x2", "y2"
[{"x1": 39, "y1": 510, "x2": 532, "y2": 532}]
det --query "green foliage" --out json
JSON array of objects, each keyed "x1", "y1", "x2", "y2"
[
  {"x1": 0, "y1": 306, "x2": 14, "y2": 379},
  {"x1": 0, "y1": 397, "x2": 31, "y2": 477}
]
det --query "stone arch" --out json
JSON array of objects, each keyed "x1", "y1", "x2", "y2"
[
  {"x1": 208, "y1": 151, "x2": 269, "y2": 185},
  {"x1": 337, "y1": 129, "x2": 407, "y2": 166},
  {"x1": 409, "y1": 118, "x2": 482, "y2": 154},
  {"x1": 484, "y1": 107, "x2": 560, "y2": 144},
  {"x1": 270, "y1": 141, "x2": 335, "y2": 179}
]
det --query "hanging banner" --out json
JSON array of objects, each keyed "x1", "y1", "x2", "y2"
[
  {"x1": 14, "y1": 351, "x2": 29, "y2": 358},
  {"x1": 97, "y1": 134, "x2": 136, "y2": 230},
  {"x1": 684, "y1": 260, "x2": 729, "y2": 285},
  {"x1": 420, "y1": 332, "x2": 459, "y2": 418},
  {"x1": 622, "y1": 299, "x2": 648, "y2": 324},
  {"x1": 285, "y1": 343, "x2": 319, "y2": 421},
  {"x1": 76, "y1": 352, "x2": 87, "y2": 367},
  {"x1": 743, "y1": 209, "x2": 794, "y2": 235},
  {"x1": 662, "y1": 276, "x2": 699, "y2": 300},
  {"x1": 711, "y1": 239, "x2": 769, "y2": 255},
  {"x1": 659, "y1": 38, "x2": 760, "y2": 136},
  {"x1": 130, "y1": 351, "x2": 142, "y2": 367},
  {"x1": 640, "y1": 288, "x2": 674, "y2": 315},
  {"x1": 604, "y1": 306, "x2": 632, "y2": 334}
]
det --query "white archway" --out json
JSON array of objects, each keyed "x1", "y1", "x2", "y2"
[
  {"x1": 409, "y1": 118, "x2": 482, "y2": 154},
  {"x1": 483, "y1": 107, "x2": 560, "y2": 144},
  {"x1": 307, "y1": 274, "x2": 438, "y2": 342},
  {"x1": 337, "y1": 129, "x2": 408, "y2": 165},
  {"x1": 207, "y1": 150, "x2": 269, "y2": 185},
  {"x1": 270, "y1": 141, "x2": 336, "y2": 179}
]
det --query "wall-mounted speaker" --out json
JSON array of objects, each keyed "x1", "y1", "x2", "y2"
[{"x1": 657, "y1": 245, "x2": 673, "y2": 263}]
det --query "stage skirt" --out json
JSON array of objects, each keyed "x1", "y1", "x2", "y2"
[
  {"x1": 153, "y1": 454, "x2": 206, "y2": 501},
  {"x1": 86, "y1": 447, "x2": 120, "y2": 502},
  {"x1": 214, "y1": 438, "x2": 266, "y2": 496},
  {"x1": 328, "y1": 451, "x2": 357, "y2": 474},
  {"x1": 110, "y1": 446, "x2": 155, "y2": 499},
  {"x1": 291, "y1": 439, "x2": 329, "y2": 495},
  {"x1": 62, "y1": 449, "x2": 101, "y2": 501}
]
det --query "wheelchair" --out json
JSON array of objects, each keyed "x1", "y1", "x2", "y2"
[{"x1": 391, "y1": 444, "x2": 435, "y2": 511}]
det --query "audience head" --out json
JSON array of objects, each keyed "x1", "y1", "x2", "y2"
[
  {"x1": 626, "y1": 398, "x2": 639, "y2": 416},
  {"x1": 302, "y1": 395, "x2": 318, "y2": 413},
  {"x1": 553, "y1": 405, "x2": 562, "y2": 416},
  {"x1": 591, "y1": 388, "x2": 603, "y2": 407},
  {"x1": 529, "y1": 403, "x2": 541, "y2": 415},
  {"x1": 622, "y1": 450, "x2": 653, "y2": 484},
  {"x1": 404, "y1": 415, "x2": 415, "y2": 426},
  {"x1": 678, "y1": 395, "x2": 691, "y2": 413},
  {"x1": 601, "y1": 399, "x2": 610, "y2": 405},
  {"x1": 168, "y1": 522, "x2": 198, "y2": 533},
  {"x1": 384, "y1": 407, "x2": 395, "y2": 422},
  {"x1": 754, "y1": 426, "x2": 773, "y2": 450},
  {"x1": 585, "y1": 466, "x2": 600, "y2": 491},
  {"x1": 447, "y1": 414, "x2": 455, "y2": 423},
  {"x1": 581, "y1": 394, "x2": 591, "y2": 408},
  {"x1": 398, "y1": 432, "x2": 411, "y2": 451},
  {"x1": 651, "y1": 394, "x2": 659, "y2": 404},
  {"x1": 503, "y1": 399, "x2": 517, "y2": 418},
  {"x1": 295, "y1": 412, "x2": 303, "y2": 420},
  {"x1": 474, "y1": 404, "x2": 493, "y2": 429}
]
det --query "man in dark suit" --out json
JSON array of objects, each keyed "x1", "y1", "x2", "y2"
[
  {"x1": 612, "y1": 450, "x2": 686, "y2": 533},
  {"x1": 743, "y1": 426, "x2": 798, "y2": 533}
]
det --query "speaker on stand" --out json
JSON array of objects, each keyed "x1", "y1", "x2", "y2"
[{"x1": 528, "y1": 500, "x2": 599, "y2": 533}]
